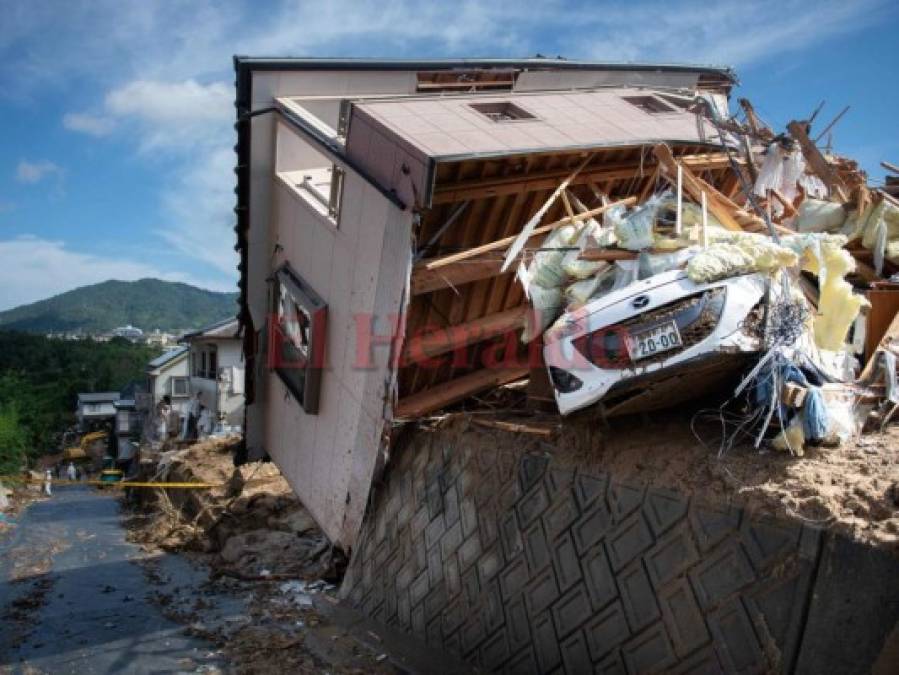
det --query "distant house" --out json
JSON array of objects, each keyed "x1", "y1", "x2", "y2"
[
  {"x1": 183, "y1": 318, "x2": 244, "y2": 428},
  {"x1": 144, "y1": 329, "x2": 175, "y2": 348},
  {"x1": 146, "y1": 346, "x2": 190, "y2": 413},
  {"x1": 76, "y1": 392, "x2": 120, "y2": 430}
]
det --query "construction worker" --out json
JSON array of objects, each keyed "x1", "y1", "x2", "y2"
[
  {"x1": 66, "y1": 462, "x2": 77, "y2": 482},
  {"x1": 43, "y1": 469, "x2": 53, "y2": 496}
]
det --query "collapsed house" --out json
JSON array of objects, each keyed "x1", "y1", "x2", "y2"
[
  {"x1": 234, "y1": 57, "x2": 895, "y2": 545},
  {"x1": 233, "y1": 57, "x2": 899, "y2": 672}
]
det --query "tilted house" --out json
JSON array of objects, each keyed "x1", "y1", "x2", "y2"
[{"x1": 233, "y1": 57, "x2": 741, "y2": 549}]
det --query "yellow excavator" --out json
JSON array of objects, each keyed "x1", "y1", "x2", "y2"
[{"x1": 62, "y1": 430, "x2": 108, "y2": 464}]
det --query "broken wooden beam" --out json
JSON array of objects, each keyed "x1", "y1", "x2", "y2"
[
  {"x1": 578, "y1": 249, "x2": 639, "y2": 261},
  {"x1": 653, "y1": 144, "x2": 747, "y2": 232},
  {"x1": 470, "y1": 417, "x2": 555, "y2": 437},
  {"x1": 787, "y1": 120, "x2": 850, "y2": 203},
  {"x1": 394, "y1": 366, "x2": 529, "y2": 418},
  {"x1": 737, "y1": 98, "x2": 773, "y2": 141},
  {"x1": 412, "y1": 196, "x2": 636, "y2": 295},
  {"x1": 770, "y1": 188, "x2": 798, "y2": 218},
  {"x1": 402, "y1": 305, "x2": 528, "y2": 364}
]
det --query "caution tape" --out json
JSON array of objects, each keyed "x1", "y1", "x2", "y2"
[{"x1": 0, "y1": 476, "x2": 222, "y2": 489}]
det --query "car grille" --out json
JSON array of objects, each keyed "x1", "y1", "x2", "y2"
[{"x1": 574, "y1": 287, "x2": 726, "y2": 369}]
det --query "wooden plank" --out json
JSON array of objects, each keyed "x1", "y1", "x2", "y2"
[
  {"x1": 738, "y1": 98, "x2": 771, "y2": 138},
  {"x1": 579, "y1": 249, "x2": 639, "y2": 261},
  {"x1": 787, "y1": 120, "x2": 850, "y2": 202},
  {"x1": 859, "y1": 304, "x2": 899, "y2": 382},
  {"x1": 502, "y1": 153, "x2": 595, "y2": 272},
  {"x1": 432, "y1": 153, "x2": 736, "y2": 204},
  {"x1": 412, "y1": 196, "x2": 637, "y2": 294},
  {"x1": 470, "y1": 417, "x2": 555, "y2": 437},
  {"x1": 770, "y1": 188, "x2": 798, "y2": 218},
  {"x1": 653, "y1": 144, "x2": 746, "y2": 232},
  {"x1": 394, "y1": 366, "x2": 529, "y2": 418},
  {"x1": 402, "y1": 305, "x2": 528, "y2": 364}
]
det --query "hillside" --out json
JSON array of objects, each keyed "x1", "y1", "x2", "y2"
[{"x1": 0, "y1": 278, "x2": 238, "y2": 333}]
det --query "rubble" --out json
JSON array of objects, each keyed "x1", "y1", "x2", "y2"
[{"x1": 126, "y1": 436, "x2": 343, "y2": 581}]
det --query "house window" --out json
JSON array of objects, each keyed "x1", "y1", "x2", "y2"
[
  {"x1": 192, "y1": 345, "x2": 218, "y2": 379},
  {"x1": 268, "y1": 264, "x2": 328, "y2": 414},
  {"x1": 622, "y1": 95, "x2": 677, "y2": 114},
  {"x1": 171, "y1": 377, "x2": 190, "y2": 397},
  {"x1": 470, "y1": 101, "x2": 537, "y2": 122}
]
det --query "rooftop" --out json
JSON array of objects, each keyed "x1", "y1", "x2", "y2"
[
  {"x1": 147, "y1": 345, "x2": 189, "y2": 370},
  {"x1": 350, "y1": 88, "x2": 720, "y2": 160},
  {"x1": 182, "y1": 317, "x2": 239, "y2": 341}
]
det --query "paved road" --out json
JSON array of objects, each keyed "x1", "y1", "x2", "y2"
[{"x1": 0, "y1": 485, "x2": 224, "y2": 674}]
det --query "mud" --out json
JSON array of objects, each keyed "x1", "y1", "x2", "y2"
[{"x1": 425, "y1": 407, "x2": 899, "y2": 553}]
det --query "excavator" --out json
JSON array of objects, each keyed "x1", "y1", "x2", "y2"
[{"x1": 62, "y1": 430, "x2": 108, "y2": 464}]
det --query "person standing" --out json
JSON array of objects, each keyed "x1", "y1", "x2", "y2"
[
  {"x1": 66, "y1": 462, "x2": 77, "y2": 482},
  {"x1": 43, "y1": 469, "x2": 53, "y2": 496}
]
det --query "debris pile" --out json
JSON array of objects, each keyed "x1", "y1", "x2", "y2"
[
  {"x1": 495, "y1": 124, "x2": 899, "y2": 456},
  {"x1": 127, "y1": 436, "x2": 342, "y2": 581}
]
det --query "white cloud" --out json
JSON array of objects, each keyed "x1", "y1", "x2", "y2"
[
  {"x1": 15, "y1": 159, "x2": 63, "y2": 185},
  {"x1": 157, "y1": 145, "x2": 238, "y2": 276},
  {"x1": 575, "y1": 0, "x2": 887, "y2": 66},
  {"x1": 24, "y1": 0, "x2": 892, "y2": 284},
  {"x1": 104, "y1": 79, "x2": 232, "y2": 150},
  {"x1": 0, "y1": 235, "x2": 230, "y2": 311},
  {"x1": 62, "y1": 112, "x2": 115, "y2": 137}
]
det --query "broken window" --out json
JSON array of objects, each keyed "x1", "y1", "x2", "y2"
[
  {"x1": 268, "y1": 264, "x2": 328, "y2": 415},
  {"x1": 470, "y1": 101, "x2": 537, "y2": 122},
  {"x1": 621, "y1": 95, "x2": 677, "y2": 114}
]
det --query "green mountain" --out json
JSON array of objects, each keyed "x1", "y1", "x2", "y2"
[{"x1": 0, "y1": 278, "x2": 238, "y2": 333}]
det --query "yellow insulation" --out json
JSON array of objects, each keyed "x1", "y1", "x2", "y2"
[
  {"x1": 685, "y1": 235, "x2": 798, "y2": 283},
  {"x1": 787, "y1": 234, "x2": 869, "y2": 351}
]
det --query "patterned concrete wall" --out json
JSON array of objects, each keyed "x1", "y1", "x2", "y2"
[{"x1": 340, "y1": 422, "x2": 899, "y2": 674}]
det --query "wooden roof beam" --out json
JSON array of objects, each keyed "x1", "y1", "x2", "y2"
[
  {"x1": 402, "y1": 305, "x2": 528, "y2": 365},
  {"x1": 412, "y1": 196, "x2": 636, "y2": 295},
  {"x1": 394, "y1": 366, "x2": 529, "y2": 418},
  {"x1": 432, "y1": 153, "x2": 737, "y2": 204},
  {"x1": 787, "y1": 120, "x2": 850, "y2": 203}
]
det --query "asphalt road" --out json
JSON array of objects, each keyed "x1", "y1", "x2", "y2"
[{"x1": 0, "y1": 485, "x2": 224, "y2": 674}]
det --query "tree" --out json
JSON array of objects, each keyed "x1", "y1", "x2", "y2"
[{"x1": 0, "y1": 405, "x2": 27, "y2": 475}]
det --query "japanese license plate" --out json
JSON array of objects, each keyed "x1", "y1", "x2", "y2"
[{"x1": 626, "y1": 321, "x2": 682, "y2": 361}]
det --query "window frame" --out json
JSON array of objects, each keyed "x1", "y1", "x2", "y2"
[
  {"x1": 171, "y1": 376, "x2": 190, "y2": 397},
  {"x1": 268, "y1": 264, "x2": 328, "y2": 415}
]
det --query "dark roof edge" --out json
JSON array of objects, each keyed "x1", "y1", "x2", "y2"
[{"x1": 232, "y1": 56, "x2": 737, "y2": 83}]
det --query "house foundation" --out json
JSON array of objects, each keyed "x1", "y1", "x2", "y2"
[{"x1": 341, "y1": 420, "x2": 899, "y2": 673}]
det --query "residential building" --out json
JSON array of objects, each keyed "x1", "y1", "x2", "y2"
[
  {"x1": 76, "y1": 391, "x2": 120, "y2": 430},
  {"x1": 183, "y1": 318, "x2": 244, "y2": 428},
  {"x1": 146, "y1": 346, "x2": 191, "y2": 413},
  {"x1": 233, "y1": 57, "x2": 736, "y2": 548}
]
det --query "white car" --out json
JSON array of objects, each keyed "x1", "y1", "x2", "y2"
[{"x1": 543, "y1": 270, "x2": 768, "y2": 416}]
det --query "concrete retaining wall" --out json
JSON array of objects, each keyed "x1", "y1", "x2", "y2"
[{"x1": 341, "y1": 423, "x2": 899, "y2": 673}]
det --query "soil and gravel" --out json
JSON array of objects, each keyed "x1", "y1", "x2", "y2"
[
  {"x1": 427, "y1": 405, "x2": 899, "y2": 553},
  {"x1": 125, "y1": 436, "x2": 344, "y2": 581},
  {"x1": 121, "y1": 437, "x2": 466, "y2": 673}
]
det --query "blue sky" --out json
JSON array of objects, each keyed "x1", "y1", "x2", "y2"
[{"x1": 0, "y1": 0, "x2": 897, "y2": 311}]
